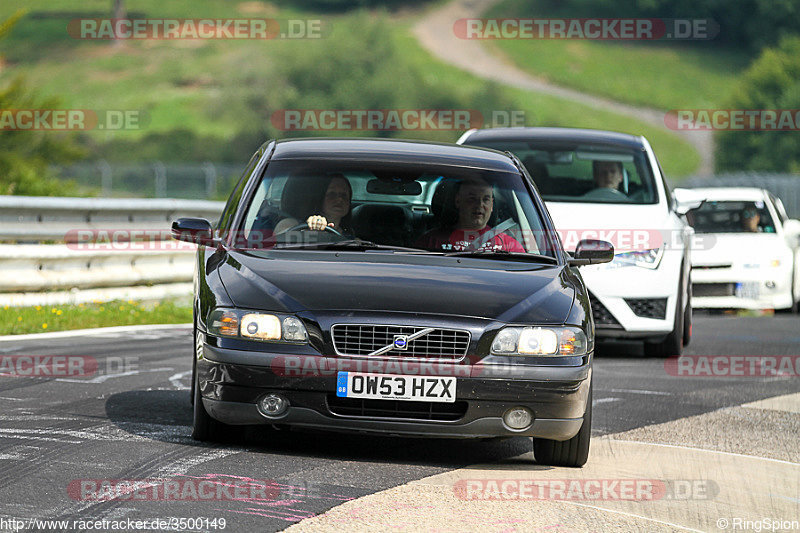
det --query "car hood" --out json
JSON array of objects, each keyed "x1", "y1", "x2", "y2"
[
  {"x1": 545, "y1": 202, "x2": 674, "y2": 253},
  {"x1": 692, "y1": 233, "x2": 789, "y2": 266},
  {"x1": 217, "y1": 251, "x2": 576, "y2": 323}
]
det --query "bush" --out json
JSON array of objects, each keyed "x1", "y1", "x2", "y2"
[
  {"x1": 715, "y1": 36, "x2": 800, "y2": 172},
  {"x1": 0, "y1": 78, "x2": 84, "y2": 195}
]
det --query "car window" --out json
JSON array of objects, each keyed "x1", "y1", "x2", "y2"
[
  {"x1": 236, "y1": 159, "x2": 556, "y2": 256},
  {"x1": 463, "y1": 140, "x2": 657, "y2": 204},
  {"x1": 686, "y1": 200, "x2": 776, "y2": 234},
  {"x1": 217, "y1": 151, "x2": 260, "y2": 239}
]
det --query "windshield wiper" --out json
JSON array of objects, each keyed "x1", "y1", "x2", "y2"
[
  {"x1": 274, "y1": 239, "x2": 431, "y2": 253},
  {"x1": 443, "y1": 249, "x2": 558, "y2": 263}
]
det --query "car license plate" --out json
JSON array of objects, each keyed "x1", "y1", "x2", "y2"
[
  {"x1": 735, "y1": 282, "x2": 760, "y2": 299},
  {"x1": 336, "y1": 372, "x2": 455, "y2": 403}
]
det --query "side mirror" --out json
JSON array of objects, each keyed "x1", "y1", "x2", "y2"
[
  {"x1": 783, "y1": 219, "x2": 800, "y2": 246},
  {"x1": 568, "y1": 239, "x2": 614, "y2": 266},
  {"x1": 171, "y1": 217, "x2": 218, "y2": 247},
  {"x1": 673, "y1": 188, "x2": 705, "y2": 215}
]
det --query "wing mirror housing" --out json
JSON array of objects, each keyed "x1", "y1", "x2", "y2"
[
  {"x1": 171, "y1": 217, "x2": 219, "y2": 247},
  {"x1": 673, "y1": 188, "x2": 706, "y2": 215},
  {"x1": 568, "y1": 239, "x2": 614, "y2": 266}
]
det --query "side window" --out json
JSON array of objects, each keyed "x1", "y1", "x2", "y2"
[{"x1": 217, "y1": 151, "x2": 260, "y2": 239}]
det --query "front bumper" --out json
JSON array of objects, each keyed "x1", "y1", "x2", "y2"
[
  {"x1": 580, "y1": 250, "x2": 683, "y2": 340},
  {"x1": 198, "y1": 343, "x2": 592, "y2": 440},
  {"x1": 692, "y1": 266, "x2": 793, "y2": 310}
]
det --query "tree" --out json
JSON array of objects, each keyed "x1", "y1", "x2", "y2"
[
  {"x1": 715, "y1": 36, "x2": 800, "y2": 172},
  {"x1": 0, "y1": 11, "x2": 84, "y2": 195}
]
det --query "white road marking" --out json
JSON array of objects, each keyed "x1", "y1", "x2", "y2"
[
  {"x1": 56, "y1": 366, "x2": 173, "y2": 384},
  {"x1": 168, "y1": 370, "x2": 192, "y2": 390},
  {"x1": 593, "y1": 397, "x2": 622, "y2": 405},
  {"x1": 555, "y1": 500, "x2": 705, "y2": 533},
  {"x1": 609, "y1": 439, "x2": 800, "y2": 466},
  {"x1": 599, "y1": 388, "x2": 672, "y2": 396}
]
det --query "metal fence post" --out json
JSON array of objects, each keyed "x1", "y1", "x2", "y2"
[
  {"x1": 202, "y1": 162, "x2": 217, "y2": 199},
  {"x1": 98, "y1": 160, "x2": 112, "y2": 197},
  {"x1": 153, "y1": 162, "x2": 167, "y2": 198}
]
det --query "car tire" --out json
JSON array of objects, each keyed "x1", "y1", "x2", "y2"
[
  {"x1": 190, "y1": 316, "x2": 199, "y2": 406},
  {"x1": 682, "y1": 276, "x2": 692, "y2": 347},
  {"x1": 644, "y1": 285, "x2": 684, "y2": 357},
  {"x1": 192, "y1": 367, "x2": 225, "y2": 442},
  {"x1": 532, "y1": 384, "x2": 591, "y2": 467}
]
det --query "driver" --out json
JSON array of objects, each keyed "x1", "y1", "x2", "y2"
[
  {"x1": 417, "y1": 178, "x2": 524, "y2": 252},
  {"x1": 740, "y1": 207, "x2": 761, "y2": 233},
  {"x1": 274, "y1": 174, "x2": 353, "y2": 234},
  {"x1": 592, "y1": 161, "x2": 624, "y2": 191}
]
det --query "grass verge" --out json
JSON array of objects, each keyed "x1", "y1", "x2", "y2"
[
  {"x1": 0, "y1": 299, "x2": 192, "y2": 335},
  {"x1": 485, "y1": 0, "x2": 751, "y2": 110}
]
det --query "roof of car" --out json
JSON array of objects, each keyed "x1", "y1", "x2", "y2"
[
  {"x1": 461, "y1": 127, "x2": 644, "y2": 149},
  {"x1": 690, "y1": 187, "x2": 769, "y2": 202},
  {"x1": 270, "y1": 137, "x2": 519, "y2": 172}
]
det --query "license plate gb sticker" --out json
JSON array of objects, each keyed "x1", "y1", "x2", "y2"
[{"x1": 336, "y1": 371, "x2": 349, "y2": 397}]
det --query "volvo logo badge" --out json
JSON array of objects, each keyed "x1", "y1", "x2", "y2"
[{"x1": 393, "y1": 335, "x2": 409, "y2": 350}]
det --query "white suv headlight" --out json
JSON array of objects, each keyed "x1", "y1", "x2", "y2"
[
  {"x1": 599, "y1": 248, "x2": 663, "y2": 270},
  {"x1": 208, "y1": 308, "x2": 308, "y2": 343},
  {"x1": 491, "y1": 326, "x2": 589, "y2": 356}
]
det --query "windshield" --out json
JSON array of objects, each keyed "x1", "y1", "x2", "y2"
[
  {"x1": 235, "y1": 159, "x2": 557, "y2": 258},
  {"x1": 463, "y1": 140, "x2": 658, "y2": 204},
  {"x1": 687, "y1": 200, "x2": 776, "y2": 234}
]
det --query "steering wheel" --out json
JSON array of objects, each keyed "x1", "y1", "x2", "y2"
[
  {"x1": 285, "y1": 222, "x2": 343, "y2": 236},
  {"x1": 582, "y1": 188, "x2": 628, "y2": 200}
]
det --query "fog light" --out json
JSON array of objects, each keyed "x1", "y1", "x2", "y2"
[
  {"x1": 503, "y1": 407, "x2": 533, "y2": 430},
  {"x1": 258, "y1": 393, "x2": 289, "y2": 418},
  {"x1": 765, "y1": 280, "x2": 776, "y2": 289}
]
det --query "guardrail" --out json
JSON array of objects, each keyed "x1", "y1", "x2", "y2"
[{"x1": 0, "y1": 196, "x2": 225, "y2": 306}]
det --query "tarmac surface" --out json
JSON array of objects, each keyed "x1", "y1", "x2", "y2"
[{"x1": 0, "y1": 314, "x2": 797, "y2": 532}]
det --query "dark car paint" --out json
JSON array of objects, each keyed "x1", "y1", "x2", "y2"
[{"x1": 191, "y1": 138, "x2": 594, "y2": 440}]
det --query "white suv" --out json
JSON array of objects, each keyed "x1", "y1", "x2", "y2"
[{"x1": 459, "y1": 127, "x2": 702, "y2": 356}]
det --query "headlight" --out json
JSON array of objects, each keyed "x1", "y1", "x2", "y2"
[
  {"x1": 599, "y1": 248, "x2": 663, "y2": 270},
  {"x1": 208, "y1": 308, "x2": 308, "y2": 343},
  {"x1": 491, "y1": 326, "x2": 589, "y2": 356}
]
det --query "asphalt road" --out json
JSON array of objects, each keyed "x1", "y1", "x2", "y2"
[{"x1": 0, "y1": 314, "x2": 797, "y2": 532}]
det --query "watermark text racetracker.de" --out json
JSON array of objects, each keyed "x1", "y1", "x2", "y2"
[
  {"x1": 68, "y1": 476, "x2": 279, "y2": 502},
  {"x1": 270, "y1": 109, "x2": 527, "y2": 131},
  {"x1": 0, "y1": 355, "x2": 137, "y2": 378},
  {"x1": 68, "y1": 18, "x2": 324, "y2": 40},
  {"x1": 665, "y1": 355, "x2": 800, "y2": 378},
  {"x1": 454, "y1": 478, "x2": 718, "y2": 501},
  {"x1": 0, "y1": 109, "x2": 147, "y2": 131},
  {"x1": 454, "y1": 18, "x2": 718, "y2": 40},
  {"x1": 0, "y1": 516, "x2": 227, "y2": 531},
  {"x1": 665, "y1": 109, "x2": 800, "y2": 131}
]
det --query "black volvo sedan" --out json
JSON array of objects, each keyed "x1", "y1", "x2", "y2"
[{"x1": 172, "y1": 138, "x2": 613, "y2": 467}]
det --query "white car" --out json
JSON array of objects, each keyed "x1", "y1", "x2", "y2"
[
  {"x1": 459, "y1": 127, "x2": 703, "y2": 356},
  {"x1": 687, "y1": 187, "x2": 800, "y2": 311}
]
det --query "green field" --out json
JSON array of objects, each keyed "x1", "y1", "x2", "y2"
[
  {"x1": 0, "y1": 300, "x2": 192, "y2": 335},
  {"x1": 485, "y1": 0, "x2": 752, "y2": 110},
  {"x1": 1, "y1": 0, "x2": 699, "y2": 180}
]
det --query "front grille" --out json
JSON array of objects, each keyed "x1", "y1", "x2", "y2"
[
  {"x1": 588, "y1": 293, "x2": 622, "y2": 327},
  {"x1": 327, "y1": 395, "x2": 467, "y2": 421},
  {"x1": 693, "y1": 282, "x2": 734, "y2": 297},
  {"x1": 331, "y1": 324, "x2": 470, "y2": 360},
  {"x1": 625, "y1": 298, "x2": 668, "y2": 319}
]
